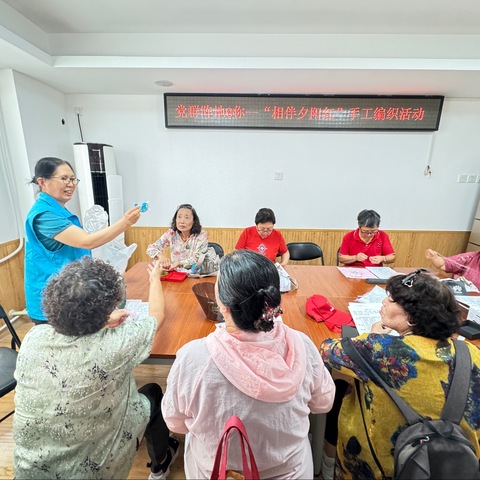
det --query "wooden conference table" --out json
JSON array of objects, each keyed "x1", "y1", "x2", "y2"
[
  {"x1": 123, "y1": 262, "x2": 461, "y2": 476},
  {"x1": 124, "y1": 262, "x2": 419, "y2": 361}
]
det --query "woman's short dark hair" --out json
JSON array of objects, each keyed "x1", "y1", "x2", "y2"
[
  {"x1": 171, "y1": 203, "x2": 202, "y2": 235},
  {"x1": 217, "y1": 250, "x2": 281, "y2": 333},
  {"x1": 386, "y1": 273, "x2": 461, "y2": 339},
  {"x1": 31, "y1": 157, "x2": 75, "y2": 185},
  {"x1": 357, "y1": 209, "x2": 381, "y2": 228},
  {"x1": 43, "y1": 256, "x2": 124, "y2": 336},
  {"x1": 255, "y1": 208, "x2": 276, "y2": 225}
]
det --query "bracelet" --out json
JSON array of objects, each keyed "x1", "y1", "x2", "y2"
[{"x1": 383, "y1": 256, "x2": 387, "y2": 263}]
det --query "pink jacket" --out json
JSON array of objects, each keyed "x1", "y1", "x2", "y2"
[
  {"x1": 162, "y1": 322, "x2": 335, "y2": 478},
  {"x1": 444, "y1": 251, "x2": 480, "y2": 290}
]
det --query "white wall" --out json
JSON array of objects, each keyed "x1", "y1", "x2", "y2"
[
  {"x1": 0, "y1": 70, "x2": 31, "y2": 244},
  {"x1": 0, "y1": 137, "x2": 18, "y2": 243},
  {"x1": 2, "y1": 81, "x2": 478, "y2": 242},
  {"x1": 66, "y1": 93, "x2": 480, "y2": 231},
  {"x1": 0, "y1": 71, "x2": 80, "y2": 246},
  {"x1": 14, "y1": 72, "x2": 80, "y2": 216}
]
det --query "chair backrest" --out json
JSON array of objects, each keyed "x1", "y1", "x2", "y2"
[
  {"x1": 287, "y1": 242, "x2": 324, "y2": 264},
  {"x1": 0, "y1": 347, "x2": 18, "y2": 398},
  {"x1": 0, "y1": 305, "x2": 21, "y2": 351},
  {"x1": 208, "y1": 242, "x2": 225, "y2": 258},
  {"x1": 0, "y1": 304, "x2": 21, "y2": 421}
]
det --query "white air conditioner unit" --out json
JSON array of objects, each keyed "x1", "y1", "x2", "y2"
[{"x1": 73, "y1": 142, "x2": 124, "y2": 226}]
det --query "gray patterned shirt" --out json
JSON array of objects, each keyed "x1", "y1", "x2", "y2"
[{"x1": 13, "y1": 316, "x2": 156, "y2": 479}]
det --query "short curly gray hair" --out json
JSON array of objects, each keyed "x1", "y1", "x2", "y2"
[{"x1": 42, "y1": 256, "x2": 124, "y2": 336}]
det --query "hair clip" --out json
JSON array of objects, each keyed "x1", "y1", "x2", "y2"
[
  {"x1": 261, "y1": 304, "x2": 283, "y2": 323},
  {"x1": 401, "y1": 268, "x2": 427, "y2": 288}
]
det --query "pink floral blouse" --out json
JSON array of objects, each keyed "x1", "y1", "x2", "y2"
[{"x1": 146, "y1": 228, "x2": 208, "y2": 267}]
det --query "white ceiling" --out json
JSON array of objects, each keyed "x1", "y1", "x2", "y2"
[{"x1": 1, "y1": 0, "x2": 480, "y2": 97}]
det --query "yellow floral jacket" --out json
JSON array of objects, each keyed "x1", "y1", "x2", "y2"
[{"x1": 320, "y1": 334, "x2": 480, "y2": 479}]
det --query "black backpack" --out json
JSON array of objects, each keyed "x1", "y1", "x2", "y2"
[{"x1": 342, "y1": 338, "x2": 480, "y2": 480}]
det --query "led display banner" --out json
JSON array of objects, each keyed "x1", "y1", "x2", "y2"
[{"x1": 164, "y1": 94, "x2": 444, "y2": 131}]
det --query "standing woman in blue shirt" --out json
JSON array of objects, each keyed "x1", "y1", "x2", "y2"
[{"x1": 25, "y1": 157, "x2": 140, "y2": 324}]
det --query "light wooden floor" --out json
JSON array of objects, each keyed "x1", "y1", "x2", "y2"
[{"x1": 0, "y1": 316, "x2": 186, "y2": 480}]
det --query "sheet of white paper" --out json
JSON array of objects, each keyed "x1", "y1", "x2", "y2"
[
  {"x1": 466, "y1": 307, "x2": 480, "y2": 324},
  {"x1": 365, "y1": 266, "x2": 398, "y2": 279},
  {"x1": 124, "y1": 299, "x2": 149, "y2": 321},
  {"x1": 337, "y1": 267, "x2": 375, "y2": 279},
  {"x1": 456, "y1": 296, "x2": 480, "y2": 310},
  {"x1": 348, "y1": 302, "x2": 382, "y2": 334},
  {"x1": 348, "y1": 302, "x2": 399, "y2": 336},
  {"x1": 355, "y1": 285, "x2": 388, "y2": 304}
]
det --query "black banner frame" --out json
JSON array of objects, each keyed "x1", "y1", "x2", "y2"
[{"x1": 164, "y1": 93, "x2": 444, "y2": 132}]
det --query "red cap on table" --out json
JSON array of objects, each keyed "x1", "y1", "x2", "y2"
[{"x1": 306, "y1": 295, "x2": 354, "y2": 333}]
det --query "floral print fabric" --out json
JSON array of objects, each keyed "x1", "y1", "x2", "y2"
[
  {"x1": 13, "y1": 317, "x2": 156, "y2": 479},
  {"x1": 146, "y1": 228, "x2": 208, "y2": 268},
  {"x1": 320, "y1": 334, "x2": 480, "y2": 479}
]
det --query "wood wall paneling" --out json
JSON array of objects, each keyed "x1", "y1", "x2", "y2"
[
  {"x1": 0, "y1": 240, "x2": 25, "y2": 314},
  {"x1": 125, "y1": 227, "x2": 470, "y2": 270},
  {"x1": 0, "y1": 230, "x2": 469, "y2": 310}
]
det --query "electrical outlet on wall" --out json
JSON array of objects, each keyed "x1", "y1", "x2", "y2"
[
  {"x1": 467, "y1": 174, "x2": 477, "y2": 183},
  {"x1": 457, "y1": 174, "x2": 467, "y2": 183}
]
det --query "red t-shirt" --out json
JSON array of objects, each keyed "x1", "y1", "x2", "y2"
[
  {"x1": 339, "y1": 229, "x2": 395, "y2": 267},
  {"x1": 235, "y1": 226, "x2": 288, "y2": 262}
]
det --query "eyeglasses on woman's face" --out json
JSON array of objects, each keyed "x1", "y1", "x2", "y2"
[
  {"x1": 359, "y1": 228, "x2": 378, "y2": 236},
  {"x1": 50, "y1": 176, "x2": 80, "y2": 185},
  {"x1": 257, "y1": 223, "x2": 274, "y2": 236}
]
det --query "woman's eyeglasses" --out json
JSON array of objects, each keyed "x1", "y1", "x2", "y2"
[
  {"x1": 401, "y1": 269, "x2": 427, "y2": 288},
  {"x1": 360, "y1": 228, "x2": 378, "y2": 235},
  {"x1": 51, "y1": 176, "x2": 80, "y2": 185}
]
